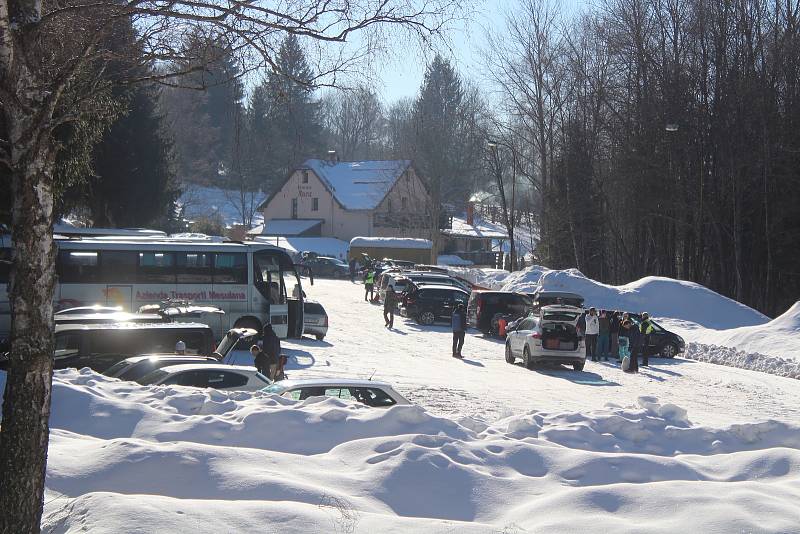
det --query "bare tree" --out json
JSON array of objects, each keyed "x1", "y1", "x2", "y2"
[
  {"x1": 323, "y1": 85, "x2": 386, "y2": 160},
  {"x1": 0, "y1": 1, "x2": 467, "y2": 531}
]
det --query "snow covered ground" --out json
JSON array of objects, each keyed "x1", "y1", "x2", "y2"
[{"x1": 2, "y1": 279, "x2": 800, "y2": 532}]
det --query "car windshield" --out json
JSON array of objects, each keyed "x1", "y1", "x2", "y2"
[
  {"x1": 542, "y1": 311, "x2": 580, "y2": 322},
  {"x1": 136, "y1": 368, "x2": 168, "y2": 385},
  {"x1": 261, "y1": 383, "x2": 286, "y2": 394}
]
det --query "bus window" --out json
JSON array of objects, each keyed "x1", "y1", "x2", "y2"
[
  {"x1": 100, "y1": 251, "x2": 137, "y2": 283},
  {"x1": 176, "y1": 252, "x2": 212, "y2": 284},
  {"x1": 57, "y1": 250, "x2": 100, "y2": 283},
  {"x1": 138, "y1": 252, "x2": 175, "y2": 283},
  {"x1": 214, "y1": 253, "x2": 247, "y2": 284}
]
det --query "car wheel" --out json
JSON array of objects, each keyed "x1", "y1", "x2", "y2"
[
  {"x1": 316, "y1": 334, "x2": 325, "y2": 341},
  {"x1": 418, "y1": 311, "x2": 435, "y2": 325},
  {"x1": 660, "y1": 343, "x2": 677, "y2": 358},
  {"x1": 573, "y1": 361, "x2": 585, "y2": 371},
  {"x1": 505, "y1": 342, "x2": 515, "y2": 364},
  {"x1": 523, "y1": 346, "x2": 533, "y2": 369}
]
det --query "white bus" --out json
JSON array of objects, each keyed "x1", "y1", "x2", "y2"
[{"x1": 0, "y1": 235, "x2": 310, "y2": 340}]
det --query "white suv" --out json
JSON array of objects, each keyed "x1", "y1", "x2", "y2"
[{"x1": 504, "y1": 305, "x2": 586, "y2": 371}]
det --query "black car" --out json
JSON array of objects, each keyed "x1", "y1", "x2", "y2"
[
  {"x1": 625, "y1": 313, "x2": 686, "y2": 358},
  {"x1": 399, "y1": 285, "x2": 470, "y2": 325},
  {"x1": 467, "y1": 291, "x2": 533, "y2": 334},
  {"x1": 303, "y1": 256, "x2": 350, "y2": 278}
]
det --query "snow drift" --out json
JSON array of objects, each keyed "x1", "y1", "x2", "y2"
[
  {"x1": 13, "y1": 369, "x2": 799, "y2": 533},
  {"x1": 495, "y1": 266, "x2": 769, "y2": 330}
]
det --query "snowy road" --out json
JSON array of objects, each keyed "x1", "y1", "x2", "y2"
[{"x1": 245, "y1": 279, "x2": 800, "y2": 426}]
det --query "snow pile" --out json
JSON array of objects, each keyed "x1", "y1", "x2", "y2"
[
  {"x1": 12, "y1": 369, "x2": 799, "y2": 533},
  {"x1": 684, "y1": 342, "x2": 800, "y2": 379},
  {"x1": 496, "y1": 266, "x2": 768, "y2": 330},
  {"x1": 437, "y1": 254, "x2": 473, "y2": 266},
  {"x1": 350, "y1": 236, "x2": 432, "y2": 249},
  {"x1": 682, "y1": 301, "x2": 800, "y2": 361}
]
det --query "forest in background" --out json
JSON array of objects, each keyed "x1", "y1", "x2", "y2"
[{"x1": 2, "y1": 0, "x2": 798, "y2": 317}]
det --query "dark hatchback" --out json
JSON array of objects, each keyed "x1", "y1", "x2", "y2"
[
  {"x1": 399, "y1": 285, "x2": 470, "y2": 325},
  {"x1": 625, "y1": 313, "x2": 686, "y2": 358},
  {"x1": 302, "y1": 256, "x2": 350, "y2": 278},
  {"x1": 467, "y1": 291, "x2": 533, "y2": 334}
]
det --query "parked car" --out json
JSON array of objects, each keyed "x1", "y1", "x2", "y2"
[
  {"x1": 381, "y1": 258, "x2": 416, "y2": 270},
  {"x1": 505, "y1": 305, "x2": 586, "y2": 371},
  {"x1": 303, "y1": 300, "x2": 329, "y2": 341},
  {"x1": 54, "y1": 310, "x2": 166, "y2": 326},
  {"x1": 303, "y1": 256, "x2": 350, "y2": 278},
  {"x1": 399, "y1": 285, "x2": 470, "y2": 325},
  {"x1": 103, "y1": 327, "x2": 258, "y2": 382},
  {"x1": 467, "y1": 291, "x2": 533, "y2": 334},
  {"x1": 46, "y1": 322, "x2": 216, "y2": 373},
  {"x1": 261, "y1": 378, "x2": 410, "y2": 407},
  {"x1": 138, "y1": 363, "x2": 271, "y2": 391},
  {"x1": 529, "y1": 290, "x2": 585, "y2": 311},
  {"x1": 625, "y1": 313, "x2": 686, "y2": 358}
]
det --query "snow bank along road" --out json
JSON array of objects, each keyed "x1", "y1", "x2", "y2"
[{"x1": 254, "y1": 279, "x2": 800, "y2": 427}]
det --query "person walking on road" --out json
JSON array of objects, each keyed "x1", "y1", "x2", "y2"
[
  {"x1": 620, "y1": 319, "x2": 641, "y2": 373},
  {"x1": 584, "y1": 307, "x2": 600, "y2": 362},
  {"x1": 383, "y1": 289, "x2": 397, "y2": 328},
  {"x1": 451, "y1": 303, "x2": 467, "y2": 358},
  {"x1": 364, "y1": 268, "x2": 376, "y2": 302},
  {"x1": 598, "y1": 310, "x2": 611, "y2": 361},
  {"x1": 639, "y1": 312, "x2": 655, "y2": 367}
]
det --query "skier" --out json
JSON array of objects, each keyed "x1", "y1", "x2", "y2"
[
  {"x1": 383, "y1": 289, "x2": 397, "y2": 328},
  {"x1": 364, "y1": 268, "x2": 376, "y2": 302},
  {"x1": 451, "y1": 303, "x2": 467, "y2": 358},
  {"x1": 639, "y1": 312, "x2": 655, "y2": 367},
  {"x1": 584, "y1": 307, "x2": 600, "y2": 362}
]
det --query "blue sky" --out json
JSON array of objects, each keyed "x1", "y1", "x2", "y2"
[{"x1": 373, "y1": 0, "x2": 583, "y2": 103}]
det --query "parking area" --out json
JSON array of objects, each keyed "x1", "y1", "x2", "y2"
[{"x1": 261, "y1": 278, "x2": 800, "y2": 426}]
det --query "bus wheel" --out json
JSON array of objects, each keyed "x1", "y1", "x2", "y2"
[{"x1": 234, "y1": 317, "x2": 262, "y2": 336}]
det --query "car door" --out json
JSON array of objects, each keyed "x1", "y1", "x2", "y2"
[{"x1": 515, "y1": 318, "x2": 535, "y2": 353}]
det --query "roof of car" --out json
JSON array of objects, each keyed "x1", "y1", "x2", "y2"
[
  {"x1": 268, "y1": 378, "x2": 395, "y2": 389},
  {"x1": 121, "y1": 354, "x2": 219, "y2": 364},
  {"x1": 414, "y1": 284, "x2": 469, "y2": 293},
  {"x1": 156, "y1": 363, "x2": 259, "y2": 374},
  {"x1": 55, "y1": 322, "x2": 211, "y2": 332},
  {"x1": 534, "y1": 291, "x2": 584, "y2": 298}
]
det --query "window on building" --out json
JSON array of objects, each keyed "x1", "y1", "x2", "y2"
[
  {"x1": 291, "y1": 198, "x2": 298, "y2": 219},
  {"x1": 312, "y1": 197, "x2": 319, "y2": 211},
  {"x1": 302, "y1": 171, "x2": 309, "y2": 184}
]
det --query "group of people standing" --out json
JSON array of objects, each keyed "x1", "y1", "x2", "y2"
[{"x1": 581, "y1": 308, "x2": 655, "y2": 373}]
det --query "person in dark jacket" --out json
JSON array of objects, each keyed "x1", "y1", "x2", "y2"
[
  {"x1": 349, "y1": 258, "x2": 357, "y2": 283},
  {"x1": 251, "y1": 344, "x2": 273, "y2": 377},
  {"x1": 639, "y1": 312, "x2": 655, "y2": 367},
  {"x1": 620, "y1": 319, "x2": 640, "y2": 372},
  {"x1": 598, "y1": 310, "x2": 611, "y2": 361},
  {"x1": 262, "y1": 323, "x2": 282, "y2": 378},
  {"x1": 383, "y1": 290, "x2": 397, "y2": 328},
  {"x1": 609, "y1": 311, "x2": 621, "y2": 361},
  {"x1": 451, "y1": 303, "x2": 467, "y2": 358}
]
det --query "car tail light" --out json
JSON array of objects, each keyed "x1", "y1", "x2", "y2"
[
  {"x1": 323, "y1": 316, "x2": 329, "y2": 327},
  {"x1": 529, "y1": 332, "x2": 541, "y2": 339}
]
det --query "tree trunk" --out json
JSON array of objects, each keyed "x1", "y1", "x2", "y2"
[{"x1": 0, "y1": 114, "x2": 58, "y2": 534}]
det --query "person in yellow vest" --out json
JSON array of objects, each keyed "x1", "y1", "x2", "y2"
[{"x1": 364, "y1": 269, "x2": 376, "y2": 302}]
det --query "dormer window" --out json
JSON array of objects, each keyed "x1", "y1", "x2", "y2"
[{"x1": 302, "y1": 171, "x2": 309, "y2": 184}]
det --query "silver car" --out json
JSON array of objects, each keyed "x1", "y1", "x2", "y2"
[
  {"x1": 261, "y1": 378, "x2": 410, "y2": 407},
  {"x1": 505, "y1": 305, "x2": 586, "y2": 371},
  {"x1": 303, "y1": 300, "x2": 328, "y2": 341}
]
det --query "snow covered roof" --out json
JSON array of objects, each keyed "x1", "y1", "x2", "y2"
[
  {"x1": 350, "y1": 236, "x2": 432, "y2": 249},
  {"x1": 251, "y1": 236, "x2": 349, "y2": 259},
  {"x1": 250, "y1": 219, "x2": 324, "y2": 237},
  {"x1": 442, "y1": 215, "x2": 508, "y2": 239},
  {"x1": 305, "y1": 159, "x2": 412, "y2": 210}
]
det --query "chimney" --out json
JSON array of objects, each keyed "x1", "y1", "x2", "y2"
[
  {"x1": 466, "y1": 201, "x2": 475, "y2": 226},
  {"x1": 327, "y1": 150, "x2": 338, "y2": 163}
]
